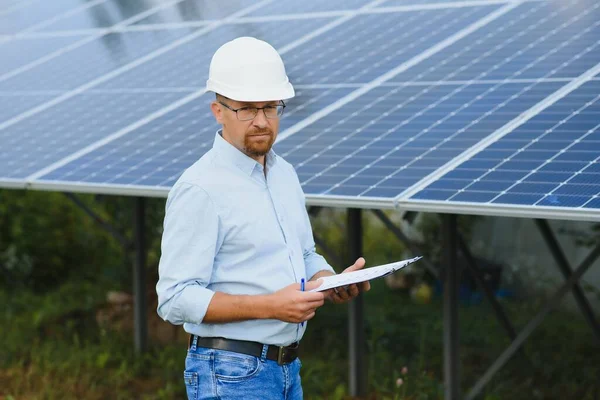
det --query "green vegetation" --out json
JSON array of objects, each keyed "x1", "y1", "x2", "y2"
[{"x1": 1, "y1": 190, "x2": 599, "y2": 399}]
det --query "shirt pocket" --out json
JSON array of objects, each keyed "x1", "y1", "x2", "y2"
[{"x1": 213, "y1": 351, "x2": 263, "y2": 382}]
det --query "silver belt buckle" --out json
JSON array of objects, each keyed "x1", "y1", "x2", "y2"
[{"x1": 277, "y1": 346, "x2": 285, "y2": 365}]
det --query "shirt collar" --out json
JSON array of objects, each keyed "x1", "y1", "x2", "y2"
[{"x1": 213, "y1": 130, "x2": 278, "y2": 176}]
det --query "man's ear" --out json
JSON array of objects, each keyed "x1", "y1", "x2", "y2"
[{"x1": 211, "y1": 101, "x2": 223, "y2": 124}]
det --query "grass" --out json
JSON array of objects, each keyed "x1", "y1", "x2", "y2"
[{"x1": 1, "y1": 279, "x2": 599, "y2": 400}]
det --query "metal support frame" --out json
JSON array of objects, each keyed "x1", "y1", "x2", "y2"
[
  {"x1": 133, "y1": 197, "x2": 148, "y2": 353},
  {"x1": 465, "y1": 241, "x2": 600, "y2": 400},
  {"x1": 347, "y1": 208, "x2": 367, "y2": 397},
  {"x1": 372, "y1": 209, "x2": 524, "y2": 354},
  {"x1": 63, "y1": 193, "x2": 148, "y2": 353},
  {"x1": 443, "y1": 214, "x2": 461, "y2": 400},
  {"x1": 63, "y1": 193, "x2": 130, "y2": 250},
  {"x1": 457, "y1": 235, "x2": 521, "y2": 349},
  {"x1": 371, "y1": 208, "x2": 534, "y2": 391},
  {"x1": 535, "y1": 219, "x2": 600, "y2": 342},
  {"x1": 371, "y1": 209, "x2": 439, "y2": 279},
  {"x1": 370, "y1": 209, "x2": 599, "y2": 399}
]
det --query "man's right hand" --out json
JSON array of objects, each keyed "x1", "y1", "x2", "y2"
[{"x1": 269, "y1": 281, "x2": 325, "y2": 323}]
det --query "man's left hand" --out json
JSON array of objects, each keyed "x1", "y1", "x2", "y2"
[{"x1": 327, "y1": 257, "x2": 371, "y2": 304}]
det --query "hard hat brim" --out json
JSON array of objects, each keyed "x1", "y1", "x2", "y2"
[{"x1": 206, "y1": 80, "x2": 295, "y2": 102}]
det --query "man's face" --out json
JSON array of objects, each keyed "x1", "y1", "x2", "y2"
[{"x1": 211, "y1": 96, "x2": 281, "y2": 160}]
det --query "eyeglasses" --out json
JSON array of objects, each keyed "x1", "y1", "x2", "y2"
[{"x1": 218, "y1": 101, "x2": 286, "y2": 121}]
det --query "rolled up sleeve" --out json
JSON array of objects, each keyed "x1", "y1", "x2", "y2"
[
  {"x1": 156, "y1": 182, "x2": 220, "y2": 325},
  {"x1": 303, "y1": 240, "x2": 335, "y2": 280}
]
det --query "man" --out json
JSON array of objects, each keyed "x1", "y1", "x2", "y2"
[{"x1": 156, "y1": 37, "x2": 370, "y2": 400}]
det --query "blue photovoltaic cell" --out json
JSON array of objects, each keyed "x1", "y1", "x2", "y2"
[
  {"x1": 0, "y1": 92, "x2": 186, "y2": 179},
  {"x1": 0, "y1": 0, "x2": 90, "y2": 34},
  {"x1": 244, "y1": 0, "x2": 372, "y2": 16},
  {"x1": 0, "y1": 94, "x2": 60, "y2": 123},
  {"x1": 34, "y1": 1, "x2": 162, "y2": 32},
  {"x1": 0, "y1": 28, "x2": 192, "y2": 91},
  {"x1": 380, "y1": 0, "x2": 484, "y2": 4},
  {"x1": 412, "y1": 80, "x2": 600, "y2": 209},
  {"x1": 133, "y1": 0, "x2": 258, "y2": 25},
  {"x1": 37, "y1": 87, "x2": 353, "y2": 186},
  {"x1": 283, "y1": 5, "x2": 498, "y2": 85},
  {"x1": 1, "y1": 0, "x2": 23, "y2": 6},
  {"x1": 0, "y1": 35, "x2": 84, "y2": 76},
  {"x1": 98, "y1": 18, "x2": 333, "y2": 90},
  {"x1": 274, "y1": 81, "x2": 562, "y2": 198},
  {"x1": 391, "y1": 0, "x2": 600, "y2": 82}
]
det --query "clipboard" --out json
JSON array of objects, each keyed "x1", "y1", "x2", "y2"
[{"x1": 309, "y1": 256, "x2": 423, "y2": 292}]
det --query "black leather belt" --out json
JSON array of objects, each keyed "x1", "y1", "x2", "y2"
[{"x1": 189, "y1": 335, "x2": 299, "y2": 365}]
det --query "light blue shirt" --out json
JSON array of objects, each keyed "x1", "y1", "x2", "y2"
[{"x1": 156, "y1": 131, "x2": 334, "y2": 346}]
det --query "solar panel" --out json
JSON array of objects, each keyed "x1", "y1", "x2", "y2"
[
  {"x1": 243, "y1": 0, "x2": 374, "y2": 17},
  {"x1": 283, "y1": 5, "x2": 499, "y2": 85},
  {"x1": 132, "y1": 0, "x2": 259, "y2": 25},
  {"x1": 0, "y1": 93, "x2": 58, "y2": 123},
  {"x1": 275, "y1": 81, "x2": 562, "y2": 199},
  {"x1": 0, "y1": 0, "x2": 599, "y2": 222},
  {"x1": 391, "y1": 0, "x2": 600, "y2": 82},
  {"x1": 0, "y1": 92, "x2": 187, "y2": 179},
  {"x1": 0, "y1": 29, "x2": 193, "y2": 91},
  {"x1": 0, "y1": 35, "x2": 83, "y2": 77},
  {"x1": 0, "y1": 0, "x2": 92, "y2": 34},
  {"x1": 380, "y1": 0, "x2": 492, "y2": 4},
  {"x1": 97, "y1": 18, "x2": 335, "y2": 90},
  {"x1": 409, "y1": 79, "x2": 600, "y2": 212},
  {"x1": 31, "y1": 1, "x2": 163, "y2": 32},
  {"x1": 34, "y1": 87, "x2": 354, "y2": 188}
]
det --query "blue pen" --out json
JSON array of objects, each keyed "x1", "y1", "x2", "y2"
[{"x1": 300, "y1": 278, "x2": 305, "y2": 327}]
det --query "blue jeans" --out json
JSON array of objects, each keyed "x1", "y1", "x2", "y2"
[{"x1": 184, "y1": 340, "x2": 303, "y2": 399}]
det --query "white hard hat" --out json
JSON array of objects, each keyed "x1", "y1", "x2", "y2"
[{"x1": 206, "y1": 37, "x2": 295, "y2": 102}]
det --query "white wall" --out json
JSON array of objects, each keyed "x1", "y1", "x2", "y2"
[{"x1": 469, "y1": 216, "x2": 600, "y2": 312}]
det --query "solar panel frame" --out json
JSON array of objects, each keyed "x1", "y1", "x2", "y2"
[{"x1": 0, "y1": 177, "x2": 27, "y2": 190}]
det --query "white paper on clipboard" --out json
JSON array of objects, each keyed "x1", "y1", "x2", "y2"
[{"x1": 309, "y1": 256, "x2": 423, "y2": 292}]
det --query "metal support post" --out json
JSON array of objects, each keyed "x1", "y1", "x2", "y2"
[
  {"x1": 133, "y1": 197, "x2": 148, "y2": 353},
  {"x1": 535, "y1": 219, "x2": 600, "y2": 342},
  {"x1": 465, "y1": 241, "x2": 600, "y2": 400},
  {"x1": 348, "y1": 208, "x2": 367, "y2": 397},
  {"x1": 443, "y1": 214, "x2": 461, "y2": 400}
]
